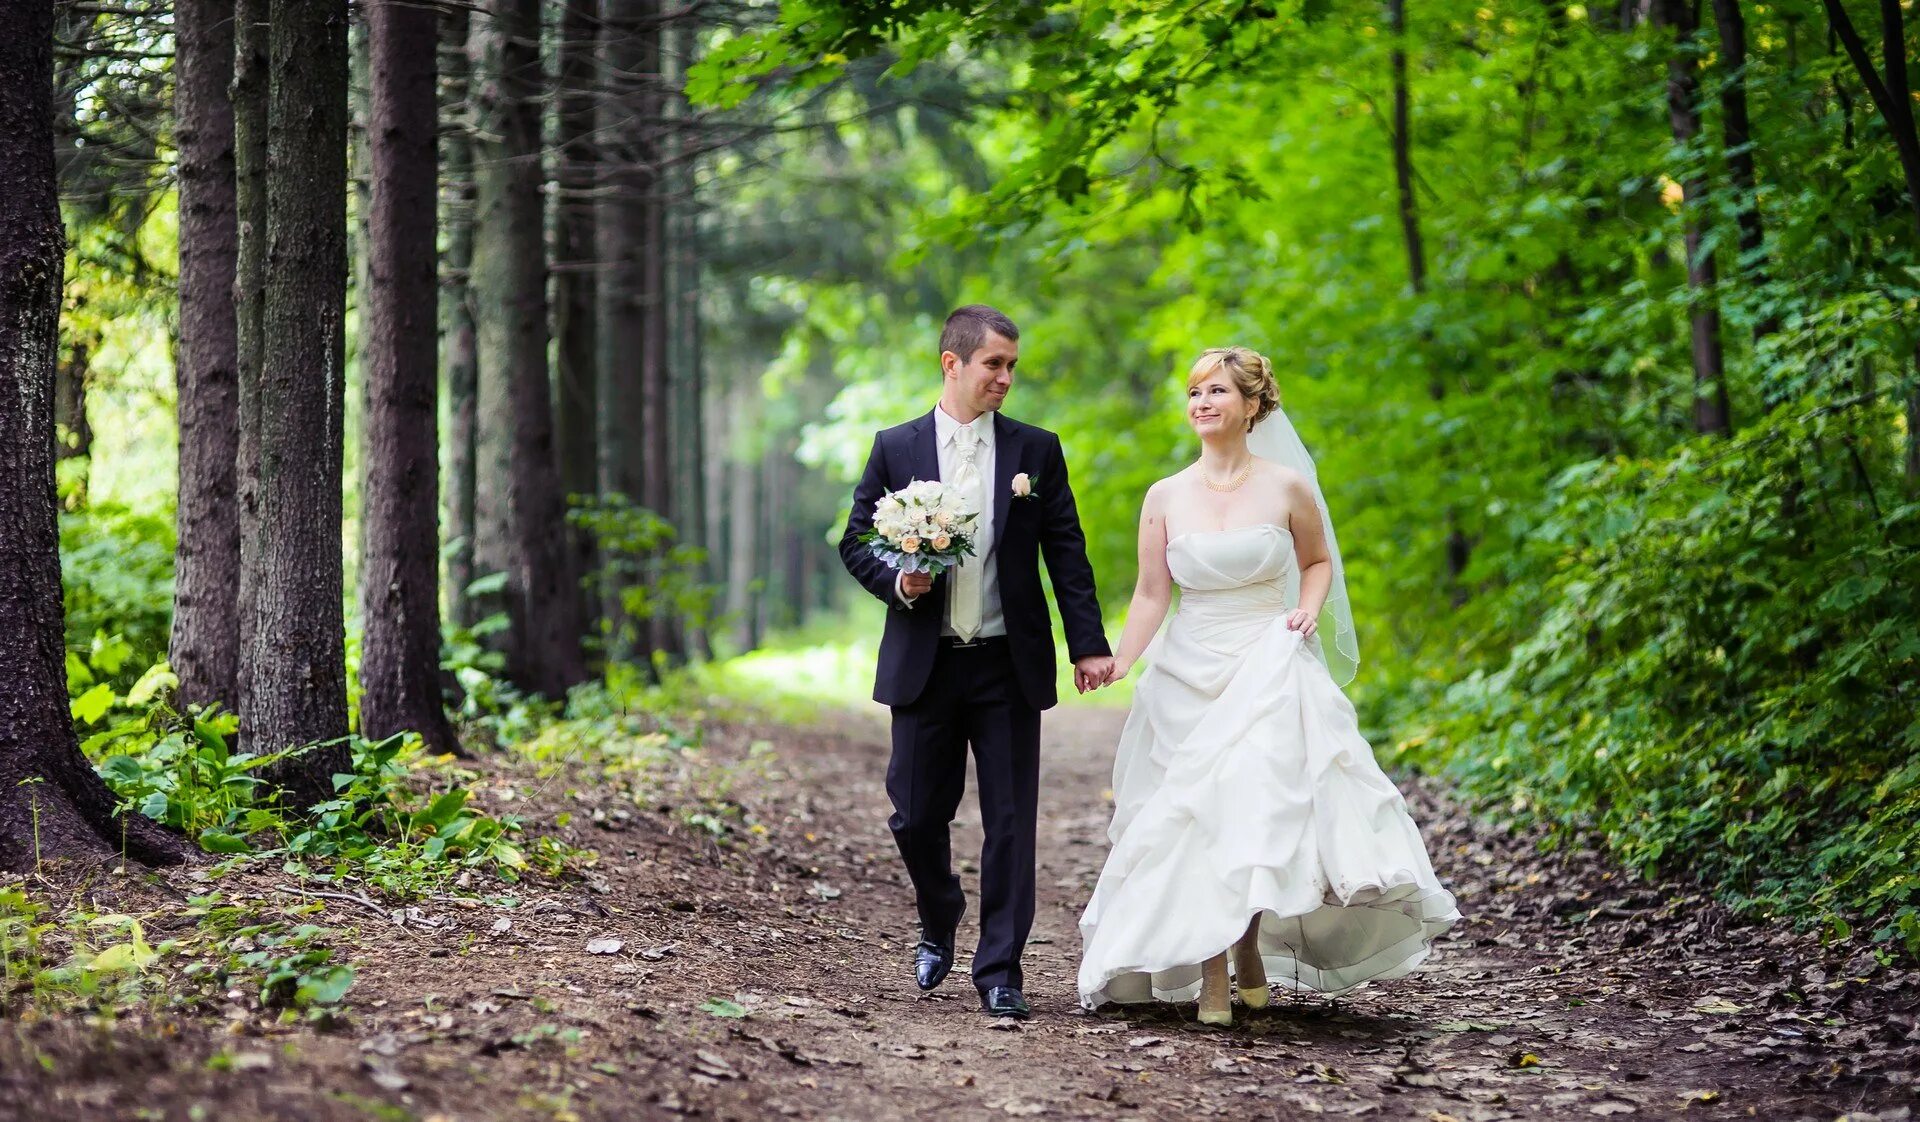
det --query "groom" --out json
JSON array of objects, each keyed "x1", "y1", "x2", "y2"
[{"x1": 838, "y1": 305, "x2": 1112, "y2": 1019}]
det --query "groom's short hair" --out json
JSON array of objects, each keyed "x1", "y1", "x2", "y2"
[{"x1": 940, "y1": 305, "x2": 1020, "y2": 364}]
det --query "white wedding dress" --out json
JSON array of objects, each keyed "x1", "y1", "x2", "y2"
[{"x1": 1077, "y1": 522, "x2": 1460, "y2": 1009}]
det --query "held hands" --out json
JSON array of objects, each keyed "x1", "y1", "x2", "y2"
[
  {"x1": 1284, "y1": 608, "x2": 1318, "y2": 639},
  {"x1": 1074, "y1": 655, "x2": 1116, "y2": 694}
]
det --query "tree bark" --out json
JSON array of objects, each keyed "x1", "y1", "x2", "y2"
[
  {"x1": 0, "y1": 2, "x2": 188, "y2": 872},
  {"x1": 440, "y1": 7, "x2": 479, "y2": 630},
  {"x1": 1386, "y1": 0, "x2": 1470, "y2": 587},
  {"x1": 724, "y1": 386, "x2": 758, "y2": 653},
  {"x1": 54, "y1": 335, "x2": 91, "y2": 463},
  {"x1": 1387, "y1": 0, "x2": 1425, "y2": 296},
  {"x1": 243, "y1": 0, "x2": 351, "y2": 805},
  {"x1": 1709, "y1": 0, "x2": 1777, "y2": 344},
  {"x1": 1658, "y1": 0, "x2": 1732, "y2": 436},
  {"x1": 554, "y1": 0, "x2": 601, "y2": 649},
  {"x1": 596, "y1": 0, "x2": 661, "y2": 663},
  {"x1": 360, "y1": 0, "x2": 458, "y2": 754},
  {"x1": 471, "y1": 0, "x2": 587, "y2": 697},
  {"x1": 234, "y1": 0, "x2": 269, "y2": 724},
  {"x1": 172, "y1": 0, "x2": 242, "y2": 712},
  {"x1": 1818, "y1": 0, "x2": 1920, "y2": 480}
]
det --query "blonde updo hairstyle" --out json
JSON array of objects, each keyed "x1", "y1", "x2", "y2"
[{"x1": 1186, "y1": 346, "x2": 1280, "y2": 431}]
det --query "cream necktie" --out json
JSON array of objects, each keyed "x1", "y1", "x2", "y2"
[{"x1": 949, "y1": 423, "x2": 984, "y2": 641}]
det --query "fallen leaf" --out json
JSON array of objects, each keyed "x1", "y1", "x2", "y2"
[
  {"x1": 1509, "y1": 1051, "x2": 1542, "y2": 1069},
  {"x1": 1677, "y1": 1090, "x2": 1721, "y2": 1107},
  {"x1": 586, "y1": 936, "x2": 624, "y2": 955},
  {"x1": 1692, "y1": 997, "x2": 1742, "y2": 1015},
  {"x1": 700, "y1": 998, "x2": 748, "y2": 1018}
]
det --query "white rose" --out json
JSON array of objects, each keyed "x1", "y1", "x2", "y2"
[{"x1": 1011, "y1": 472, "x2": 1032, "y2": 497}]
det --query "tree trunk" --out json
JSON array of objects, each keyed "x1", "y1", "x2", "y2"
[
  {"x1": 1818, "y1": 0, "x2": 1920, "y2": 481},
  {"x1": 1387, "y1": 0, "x2": 1425, "y2": 297},
  {"x1": 172, "y1": 0, "x2": 242, "y2": 712},
  {"x1": 1387, "y1": 0, "x2": 1471, "y2": 588},
  {"x1": 360, "y1": 0, "x2": 459, "y2": 754},
  {"x1": 243, "y1": 0, "x2": 351, "y2": 806},
  {"x1": 596, "y1": 0, "x2": 660, "y2": 664},
  {"x1": 234, "y1": 0, "x2": 269, "y2": 724},
  {"x1": 471, "y1": 0, "x2": 587, "y2": 697},
  {"x1": 53, "y1": 335, "x2": 91, "y2": 463},
  {"x1": 1710, "y1": 0, "x2": 1777, "y2": 345},
  {"x1": 1658, "y1": 0, "x2": 1732, "y2": 436},
  {"x1": 0, "y1": 2, "x2": 188, "y2": 872},
  {"x1": 554, "y1": 0, "x2": 601, "y2": 650},
  {"x1": 724, "y1": 388, "x2": 758, "y2": 653},
  {"x1": 667, "y1": 18, "x2": 708, "y2": 659},
  {"x1": 440, "y1": 8, "x2": 479, "y2": 630}
]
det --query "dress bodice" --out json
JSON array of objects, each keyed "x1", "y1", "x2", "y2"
[{"x1": 1167, "y1": 523, "x2": 1296, "y2": 619}]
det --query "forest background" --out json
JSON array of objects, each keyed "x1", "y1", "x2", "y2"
[{"x1": 9, "y1": 0, "x2": 1918, "y2": 991}]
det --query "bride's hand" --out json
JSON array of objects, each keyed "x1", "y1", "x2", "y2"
[
  {"x1": 1284, "y1": 609, "x2": 1317, "y2": 638},
  {"x1": 1104, "y1": 658, "x2": 1133, "y2": 685}
]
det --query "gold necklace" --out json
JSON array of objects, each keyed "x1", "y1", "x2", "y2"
[{"x1": 1202, "y1": 459, "x2": 1254, "y2": 492}]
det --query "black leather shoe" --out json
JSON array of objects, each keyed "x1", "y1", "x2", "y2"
[
  {"x1": 914, "y1": 937, "x2": 954, "y2": 991},
  {"x1": 979, "y1": 986, "x2": 1030, "y2": 1019}
]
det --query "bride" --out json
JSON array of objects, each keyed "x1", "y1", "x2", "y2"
[{"x1": 1077, "y1": 346, "x2": 1459, "y2": 1025}]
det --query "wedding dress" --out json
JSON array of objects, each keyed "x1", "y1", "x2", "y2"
[{"x1": 1076, "y1": 522, "x2": 1460, "y2": 1008}]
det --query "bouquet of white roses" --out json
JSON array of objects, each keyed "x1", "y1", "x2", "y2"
[{"x1": 858, "y1": 479, "x2": 980, "y2": 576}]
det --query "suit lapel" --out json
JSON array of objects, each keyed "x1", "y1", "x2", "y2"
[
  {"x1": 991, "y1": 413, "x2": 1017, "y2": 546},
  {"x1": 910, "y1": 410, "x2": 940, "y2": 484}
]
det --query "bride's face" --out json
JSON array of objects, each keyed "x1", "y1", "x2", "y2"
[{"x1": 1186, "y1": 374, "x2": 1252, "y2": 438}]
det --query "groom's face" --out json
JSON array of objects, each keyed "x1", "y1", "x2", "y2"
[{"x1": 943, "y1": 331, "x2": 1019, "y2": 415}]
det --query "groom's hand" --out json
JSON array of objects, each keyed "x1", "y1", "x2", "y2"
[
  {"x1": 899, "y1": 571, "x2": 934, "y2": 600},
  {"x1": 1074, "y1": 656, "x2": 1115, "y2": 694}
]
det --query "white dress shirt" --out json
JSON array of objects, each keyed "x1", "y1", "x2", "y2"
[{"x1": 895, "y1": 404, "x2": 1007, "y2": 637}]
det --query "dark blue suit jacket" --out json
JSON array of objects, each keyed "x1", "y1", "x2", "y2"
[{"x1": 838, "y1": 410, "x2": 1111, "y2": 711}]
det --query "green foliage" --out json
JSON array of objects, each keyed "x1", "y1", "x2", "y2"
[
  {"x1": 1400, "y1": 405, "x2": 1920, "y2": 953},
  {"x1": 699, "y1": 0, "x2": 1920, "y2": 957},
  {"x1": 59, "y1": 501, "x2": 175, "y2": 686},
  {"x1": 573, "y1": 495, "x2": 722, "y2": 657}
]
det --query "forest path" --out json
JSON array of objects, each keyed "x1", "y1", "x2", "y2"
[{"x1": 5, "y1": 706, "x2": 1914, "y2": 1121}]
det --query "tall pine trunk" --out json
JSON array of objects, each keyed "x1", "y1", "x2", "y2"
[
  {"x1": 596, "y1": 0, "x2": 660, "y2": 663},
  {"x1": 361, "y1": 0, "x2": 458, "y2": 754},
  {"x1": 0, "y1": 2, "x2": 187, "y2": 871},
  {"x1": 554, "y1": 0, "x2": 601, "y2": 649},
  {"x1": 1387, "y1": 0, "x2": 1470, "y2": 589},
  {"x1": 1819, "y1": 0, "x2": 1920, "y2": 482},
  {"x1": 440, "y1": 8, "x2": 479, "y2": 629},
  {"x1": 234, "y1": 0, "x2": 269, "y2": 723},
  {"x1": 172, "y1": 0, "x2": 242, "y2": 711},
  {"x1": 471, "y1": 0, "x2": 586, "y2": 697},
  {"x1": 1659, "y1": 0, "x2": 1733, "y2": 436},
  {"x1": 1710, "y1": 0, "x2": 1777, "y2": 346},
  {"x1": 245, "y1": 0, "x2": 351, "y2": 805}
]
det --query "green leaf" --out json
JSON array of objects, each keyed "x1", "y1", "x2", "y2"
[
  {"x1": 698, "y1": 998, "x2": 748, "y2": 1018},
  {"x1": 125, "y1": 661, "x2": 177, "y2": 707},
  {"x1": 199, "y1": 829, "x2": 254, "y2": 855},
  {"x1": 296, "y1": 965, "x2": 355, "y2": 1006},
  {"x1": 71, "y1": 683, "x2": 116, "y2": 726}
]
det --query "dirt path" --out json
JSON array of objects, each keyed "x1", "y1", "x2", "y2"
[{"x1": 6, "y1": 705, "x2": 1917, "y2": 1120}]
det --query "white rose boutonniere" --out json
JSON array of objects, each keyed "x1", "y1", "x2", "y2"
[{"x1": 1011, "y1": 472, "x2": 1038, "y2": 500}]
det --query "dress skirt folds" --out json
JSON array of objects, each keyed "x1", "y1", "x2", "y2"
[{"x1": 1077, "y1": 524, "x2": 1460, "y2": 1008}]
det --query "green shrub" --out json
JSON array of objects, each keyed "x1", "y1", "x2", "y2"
[
  {"x1": 1398, "y1": 404, "x2": 1920, "y2": 954},
  {"x1": 60, "y1": 501, "x2": 175, "y2": 688}
]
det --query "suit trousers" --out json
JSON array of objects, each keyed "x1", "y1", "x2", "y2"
[{"x1": 886, "y1": 638, "x2": 1042, "y2": 992}]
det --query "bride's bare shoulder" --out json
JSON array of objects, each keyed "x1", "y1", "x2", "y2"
[{"x1": 1250, "y1": 458, "x2": 1312, "y2": 494}]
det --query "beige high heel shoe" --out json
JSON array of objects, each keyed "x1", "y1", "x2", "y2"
[
  {"x1": 1197, "y1": 952, "x2": 1233, "y2": 1026},
  {"x1": 1233, "y1": 917, "x2": 1270, "y2": 1009}
]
